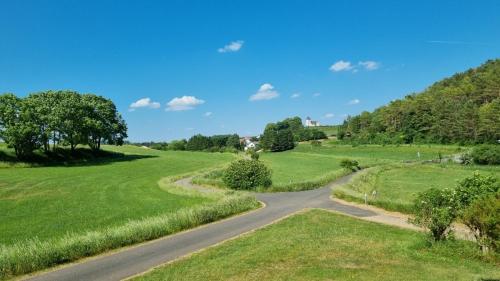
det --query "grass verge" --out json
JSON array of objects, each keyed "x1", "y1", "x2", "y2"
[
  {"x1": 133, "y1": 209, "x2": 499, "y2": 281},
  {"x1": 0, "y1": 193, "x2": 259, "y2": 280},
  {"x1": 333, "y1": 162, "x2": 500, "y2": 213}
]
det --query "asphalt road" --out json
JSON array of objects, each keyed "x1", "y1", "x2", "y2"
[{"x1": 25, "y1": 173, "x2": 376, "y2": 281}]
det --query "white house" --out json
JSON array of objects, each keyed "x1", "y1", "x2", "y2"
[
  {"x1": 241, "y1": 137, "x2": 258, "y2": 151},
  {"x1": 305, "y1": 116, "x2": 320, "y2": 127}
]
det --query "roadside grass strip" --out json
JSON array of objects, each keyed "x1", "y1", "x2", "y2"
[{"x1": 0, "y1": 194, "x2": 259, "y2": 279}]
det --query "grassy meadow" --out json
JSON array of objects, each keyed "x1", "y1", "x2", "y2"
[
  {"x1": 195, "y1": 143, "x2": 462, "y2": 191},
  {"x1": 0, "y1": 145, "x2": 236, "y2": 245},
  {"x1": 134, "y1": 209, "x2": 499, "y2": 281},
  {"x1": 333, "y1": 162, "x2": 500, "y2": 213}
]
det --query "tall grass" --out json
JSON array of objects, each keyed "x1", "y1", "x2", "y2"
[
  {"x1": 332, "y1": 164, "x2": 415, "y2": 213},
  {"x1": 0, "y1": 194, "x2": 259, "y2": 279}
]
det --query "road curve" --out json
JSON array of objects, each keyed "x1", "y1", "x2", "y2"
[{"x1": 25, "y1": 173, "x2": 375, "y2": 281}]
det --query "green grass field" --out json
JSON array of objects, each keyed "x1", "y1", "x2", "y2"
[
  {"x1": 0, "y1": 145, "x2": 236, "y2": 245},
  {"x1": 334, "y1": 162, "x2": 500, "y2": 213},
  {"x1": 195, "y1": 143, "x2": 463, "y2": 192},
  {"x1": 315, "y1": 125, "x2": 339, "y2": 136},
  {"x1": 134, "y1": 209, "x2": 499, "y2": 281}
]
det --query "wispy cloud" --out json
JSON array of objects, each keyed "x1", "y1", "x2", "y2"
[
  {"x1": 324, "y1": 113, "x2": 334, "y2": 119},
  {"x1": 426, "y1": 40, "x2": 490, "y2": 46},
  {"x1": 218, "y1": 40, "x2": 244, "y2": 53},
  {"x1": 313, "y1": 92, "x2": 321, "y2": 97},
  {"x1": 359, "y1": 61, "x2": 380, "y2": 70},
  {"x1": 330, "y1": 59, "x2": 381, "y2": 73},
  {"x1": 290, "y1": 93, "x2": 300, "y2": 99},
  {"x1": 249, "y1": 83, "x2": 279, "y2": 101},
  {"x1": 348, "y1": 99, "x2": 360, "y2": 105},
  {"x1": 329, "y1": 60, "x2": 353, "y2": 72},
  {"x1": 129, "y1": 97, "x2": 160, "y2": 111},
  {"x1": 204, "y1": 111, "x2": 213, "y2": 117},
  {"x1": 166, "y1": 96, "x2": 205, "y2": 111}
]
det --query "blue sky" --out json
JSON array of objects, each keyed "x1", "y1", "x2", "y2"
[{"x1": 1, "y1": 0, "x2": 499, "y2": 142}]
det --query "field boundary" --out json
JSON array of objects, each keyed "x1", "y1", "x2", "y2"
[{"x1": 0, "y1": 193, "x2": 259, "y2": 279}]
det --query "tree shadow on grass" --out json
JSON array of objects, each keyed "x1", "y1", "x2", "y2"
[{"x1": 0, "y1": 147, "x2": 158, "y2": 167}]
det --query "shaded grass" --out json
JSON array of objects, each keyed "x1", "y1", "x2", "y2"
[
  {"x1": 0, "y1": 145, "x2": 236, "y2": 245},
  {"x1": 133, "y1": 210, "x2": 499, "y2": 281},
  {"x1": 0, "y1": 193, "x2": 259, "y2": 279},
  {"x1": 333, "y1": 163, "x2": 500, "y2": 213}
]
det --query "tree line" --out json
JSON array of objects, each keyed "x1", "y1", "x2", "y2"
[
  {"x1": 0, "y1": 91, "x2": 127, "y2": 158},
  {"x1": 338, "y1": 59, "x2": 500, "y2": 144},
  {"x1": 136, "y1": 133, "x2": 242, "y2": 152},
  {"x1": 261, "y1": 117, "x2": 327, "y2": 152}
]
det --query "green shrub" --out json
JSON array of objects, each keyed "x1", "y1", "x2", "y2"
[
  {"x1": 340, "y1": 158, "x2": 360, "y2": 171},
  {"x1": 452, "y1": 172, "x2": 499, "y2": 212},
  {"x1": 246, "y1": 149, "x2": 260, "y2": 160},
  {"x1": 471, "y1": 145, "x2": 500, "y2": 165},
  {"x1": 461, "y1": 193, "x2": 500, "y2": 254},
  {"x1": 410, "y1": 188, "x2": 455, "y2": 241},
  {"x1": 223, "y1": 159, "x2": 272, "y2": 190}
]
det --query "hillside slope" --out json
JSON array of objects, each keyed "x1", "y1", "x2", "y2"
[{"x1": 339, "y1": 59, "x2": 500, "y2": 144}]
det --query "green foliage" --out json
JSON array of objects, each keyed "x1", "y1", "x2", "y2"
[
  {"x1": 261, "y1": 123, "x2": 295, "y2": 152},
  {"x1": 0, "y1": 193, "x2": 259, "y2": 279},
  {"x1": 186, "y1": 134, "x2": 213, "y2": 151},
  {"x1": 471, "y1": 145, "x2": 500, "y2": 165},
  {"x1": 0, "y1": 91, "x2": 127, "y2": 158},
  {"x1": 339, "y1": 158, "x2": 360, "y2": 171},
  {"x1": 223, "y1": 159, "x2": 272, "y2": 190},
  {"x1": 168, "y1": 139, "x2": 187, "y2": 150},
  {"x1": 411, "y1": 188, "x2": 455, "y2": 241},
  {"x1": 462, "y1": 193, "x2": 500, "y2": 253},
  {"x1": 246, "y1": 149, "x2": 260, "y2": 160},
  {"x1": 168, "y1": 133, "x2": 241, "y2": 152},
  {"x1": 339, "y1": 59, "x2": 500, "y2": 144},
  {"x1": 452, "y1": 172, "x2": 499, "y2": 212}
]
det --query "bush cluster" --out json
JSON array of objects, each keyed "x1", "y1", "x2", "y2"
[
  {"x1": 411, "y1": 173, "x2": 499, "y2": 253},
  {"x1": 340, "y1": 158, "x2": 360, "y2": 171},
  {"x1": 471, "y1": 145, "x2": 500, "y2": 165},
  {"x1": 0, "y1": 91, "x2": 127, "y2": 158},
  {"x1": 223, "y1": 159, "x2": 272, "y2": 190}
]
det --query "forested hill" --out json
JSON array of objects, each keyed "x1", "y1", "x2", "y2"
[{"x1": 339, "y1": 59, "x2": 500, "y2": 144}]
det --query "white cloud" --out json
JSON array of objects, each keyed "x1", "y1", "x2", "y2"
[
  {"x1": 324, "y1": 113, "x2": 335, "y2": 118},
  {"x1": 290, "y1": 93, "x2": 300, "y2": 99},
  {"x1": 249, "y1": 83, "x2": 279, "y2": 101},
  {"x1": 129, "y1": 98, "x2": 161, "y2": 111},
  {"x1": 218, "y1": 40, "x2": 244, "y2": 53},
  {"x1": 329, "y1": 60, "x2": 353, "y2": 72},
  {"x1": 204, "y1": 111, "x2": 213, "y2": 117},
  {"x1": 348, "y1": 99, "x2": 360, "y2": 105},
  {"x1": 313, "y1": 92, "x2": 321, "y2": 97},
  {"x1": 166, "y1": 96, "x2": 205, "y2": 111},
  {"x1": 359, "y1": 61, "x2": 380, "y2": 70}
]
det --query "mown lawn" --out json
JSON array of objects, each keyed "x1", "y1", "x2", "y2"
[
  {"x1": 134, "y1": 209, "x2": 499, "y2": 281},
  {"x1": 259, "y1": 150, "x2": 343, "y2": 186},
  {"x1": 334, "y1": 163, "x2": 500, "y2": 213},
  {"x1": 294, "y1": 142, "x2": 462, "y2": 163},
  {"x1": 0, "y1": 145, "x2": 235, "y2": 245}
]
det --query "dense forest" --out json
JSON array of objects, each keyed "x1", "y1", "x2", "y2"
[{"x1": 339, "y1": 59, "x2": 500, "y2": 144}]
